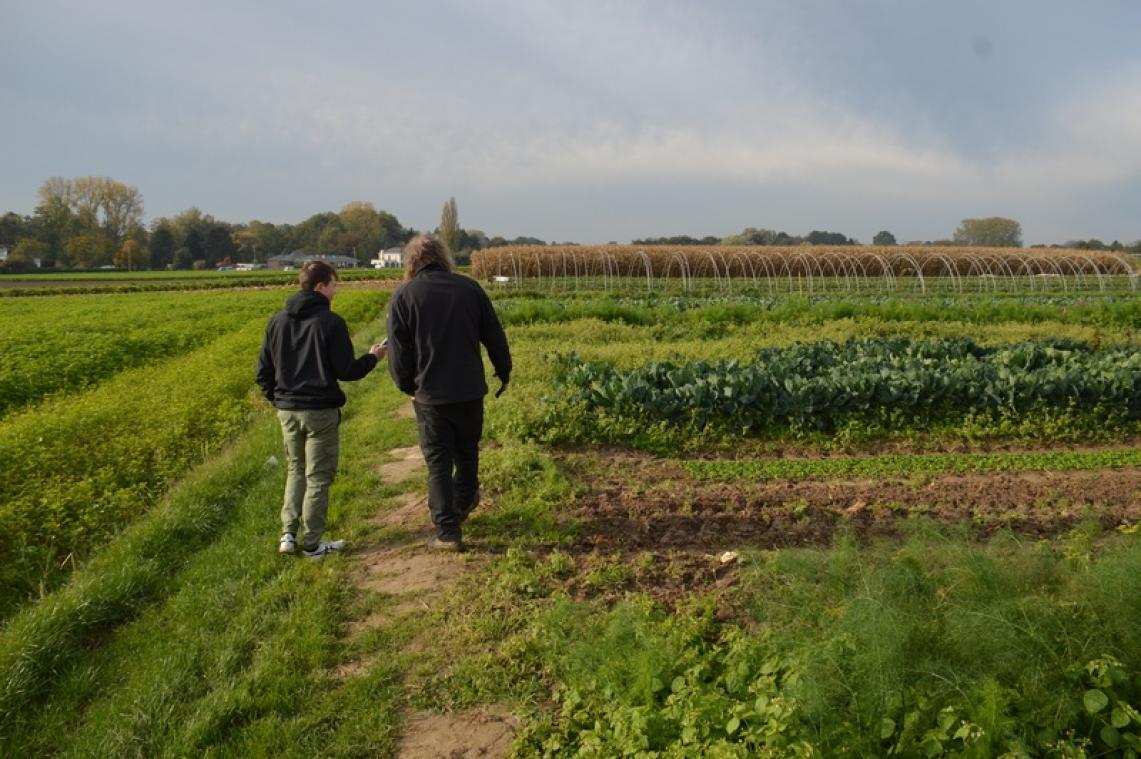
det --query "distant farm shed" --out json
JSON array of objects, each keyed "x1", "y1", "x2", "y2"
[{"x1": 266, "y1": 251, "x2": 361, "y2": 270}]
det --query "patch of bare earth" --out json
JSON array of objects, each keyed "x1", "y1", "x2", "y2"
[
  {"x1": 378, "y1": 445, "x2": 425, "y2": 483},
  {"x1": 398, "y1": 708, "x2": 520, "y2": 759},
  {"x1": 547, "y1": 449, "x2": 1140, "y2": 605}
]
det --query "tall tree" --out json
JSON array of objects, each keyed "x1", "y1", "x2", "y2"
[
  {"x1": 173, "y1": 247, "x2": 194, "y2": 270},
  {"x1": 439, "y1": 197, "x2": 460, "y2": 253},
  {"x1": 65, "y1": 232, "x2": 113, "y2": 269},
  {"x1": 0, "y1": 212, "x2": 28, "y2": 245},
  {"x1": 113, "y1": 239, "x2": 147, "y2": 270},
  {"x1": 953, "y1": 217, "x2": 1022, "y2": 247},
  {"x1": 185, "y1": 228, "x2": 205, "y2": 265},
  {"x1": 32, "y1": 193, "x2": 77, "y2": 266},
  {"x1": 338, "y1": 201, "x2": 382, "y2": 258},
  {"x1": 150, "y1": 224, "x2": 176, "y2": 269},
  {"x1": 873, "y1": 230, "x2": 897, "y2": 246},
  {"x1": 204, "y1": 225, "x2": 237, "y2": 267},
  {"x1": 38, "y1": 176, "x2": 144, "y2": 244}
]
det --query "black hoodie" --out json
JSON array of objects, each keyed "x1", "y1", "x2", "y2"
[{"x1": 256, "y1": 289, "x2": 378, "y2": 409}]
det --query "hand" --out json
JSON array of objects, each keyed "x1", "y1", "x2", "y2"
[
  {"x1": 369, "y1": 343, "x2": 387, "y2": 359},
  {"x1": 495, "y1": 380, "x2": 509, "y2": 398}
]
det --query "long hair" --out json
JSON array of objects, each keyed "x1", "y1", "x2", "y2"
[{"x1": 403, "y1": 234, "x2": 454, "y2": 280}]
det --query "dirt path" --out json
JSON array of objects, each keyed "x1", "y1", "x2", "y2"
[{"x1": 345, "y1": 405, "x2": 519, "y2": 758}]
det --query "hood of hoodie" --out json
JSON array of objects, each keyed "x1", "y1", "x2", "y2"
[{"x1": 285, "y1": 289, "x2": 330, "y2": 319}]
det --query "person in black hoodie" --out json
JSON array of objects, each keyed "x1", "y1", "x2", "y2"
[
  {"x1": 257, "y1": 260, "x2": 385, "y2": 559},
  {"x1": 387, "y1": 234, "x2": 511, "y2": 551}
]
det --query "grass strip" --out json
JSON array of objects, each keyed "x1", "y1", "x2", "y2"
[
  {"x1": 0, "y1": 290, "x2": 384, "y2": 620},
  {"x1": 0, "y1": 317, "x2": 410, "y2": 756},
  {"x1": 684, "y1": 447, "x2": 1141, "y2": 481}
]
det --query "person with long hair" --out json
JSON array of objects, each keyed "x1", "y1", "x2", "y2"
[{"x1": 386, "y1": 234, "x2": 512, "y2": 551}]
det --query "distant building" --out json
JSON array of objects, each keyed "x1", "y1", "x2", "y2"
[
  {"x1": 370, "y1": 247, "x2": 404, "y2": 269},
  {"x1": 266, "y1": 251, "x2": 360, "y2": 270},
  {"x1": 234, "y1": 262, "x2": 267, "y2": 271},
  {"x1": 0, "y1": 245, "x2": 43, "y2": 268}
]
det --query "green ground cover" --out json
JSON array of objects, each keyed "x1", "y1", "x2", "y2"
[
  {"x1": 0, "y1": 267, "x2": 401, "y2": 296},
  {"x1": 493, "y1": 291, "x2": 1141, "y2": 331},
  {"x1": 685, "y1": 447, "x2": 1141, "y2": 481},
  {"x1": 0, "y1": 289, "x2": 384, "y2": 620},
  {"x1": 0, "y1": 315, "x2": 405, "y2": 757},
  {"x1": 1, "y1": 283, "x2": 1137, "y2": 756},
  {"x1": 0, "y1": 288, "x2": 289, "y2": 417}
]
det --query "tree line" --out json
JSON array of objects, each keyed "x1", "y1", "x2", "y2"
[
  {"x1": 0, "y1": 180, "x2": 550, "y2": 272},
  {"x1": 634, "y1": 218, "x2": 1141, "y2": 253},
  {"x1": 2, "y1": 179, "x2": 1138, "y2": 273}
]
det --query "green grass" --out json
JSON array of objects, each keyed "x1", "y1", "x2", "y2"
[
  {"x1": 0, "y1": 288, "x2": 291, "y2": 417},
  {"x1": 685, "y1": 447, "x2": 1141, "y2": 481},
  {"x1": 0, "y1": 289, "x2": 385, "y2": 620},
  {"x1": 0, "y1": 317, "x2": 413, "y2": 757}
]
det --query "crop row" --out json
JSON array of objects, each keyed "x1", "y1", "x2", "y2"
[
  {"x1": 0, "y1": 289, "x2": 293, "y2": 418},
  {"x1": 0, "y1": 268, "x2": 401, "y2": 297},
  {"x1": 492, "y1": 293, "x2": 1141, "y2": 330},
  {"x1": 0, "y1": 290, "x2": 384, "y2": 620},
  {"x1": 549, "y1": 337, "x2": 1141, "y2": 437},
  {"x1": 684, "y1": 447, "x2": 1141, "y2": 481}
]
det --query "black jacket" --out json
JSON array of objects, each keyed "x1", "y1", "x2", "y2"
[
  {"x1": 256, "y1": 289, "x2": 378, "y2": 409},
  {"x1": 387, "y1": 265, "x2": 511, "y2": 405}
]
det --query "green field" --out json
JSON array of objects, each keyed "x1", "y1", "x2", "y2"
[{"x1": 0, "y1": 282, "x2": 1137, "y2": 756}]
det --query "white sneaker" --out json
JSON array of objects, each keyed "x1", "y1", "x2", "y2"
[
  {"x1": 302, "y1": 539, "x2": 347, "y2": 559},
  {"x1": 279, "y1": 534, "x2": 296, "y2": 554}
]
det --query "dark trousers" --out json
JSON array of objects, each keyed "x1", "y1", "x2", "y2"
[{"x1": 413, "y1": 399, "x2": 483, "y2": 541}]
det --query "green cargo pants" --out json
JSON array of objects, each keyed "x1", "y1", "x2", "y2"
[{"x1": 278, "y1": 408, "x2": 340, "y2": 552}]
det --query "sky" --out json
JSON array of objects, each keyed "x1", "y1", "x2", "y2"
[{"x1": 2, "y1": 0, "x2": 1141, "y2": 245}]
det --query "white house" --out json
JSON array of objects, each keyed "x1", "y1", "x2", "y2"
[
  {"x1": 370, "y1": 247, "x2": 403, "y2": 269},
  {"x1": 0, "y1": 245, "x2": 9, "y2": 262}
]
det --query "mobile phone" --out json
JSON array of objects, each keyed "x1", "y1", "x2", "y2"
[{"x1": 380, "y1": 337, "x2": 389, "y2": 347}]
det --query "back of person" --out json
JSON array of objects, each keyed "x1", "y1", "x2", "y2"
[
  {"x1": 388, "y1": 267, "x2": 508, "y2": 405},
  {"x1": 262, "y1": 289, "x2": 351, "y2": 409},
  {"x1": 385, "y1": 234, "x2": 511, "y2": 552},
  {"x1": 257, "y1": 260, "x2": 385, "y2": 559}
]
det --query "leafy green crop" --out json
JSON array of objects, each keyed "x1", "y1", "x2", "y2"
[
  {"x1": 0, "y1": 289, "x2": 289, "y2": 418},
  {"x1": 549, "y1": 337, "x2": 1141, "y2": 439}
]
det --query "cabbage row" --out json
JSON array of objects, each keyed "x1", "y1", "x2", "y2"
[{"x1": 551, "y1": 337, "x2": 1141, "y2": 435}]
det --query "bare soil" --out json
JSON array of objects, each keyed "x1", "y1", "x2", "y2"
[
  {"x1": 542, "y1": 448, "x2": 1140, "y2": 606},
  {"x1": 397, "y1": 708, "x2": 520, "y2": 759},
  {"x1": 378, "y1": 446, "x2": 425, "y2": 484}
]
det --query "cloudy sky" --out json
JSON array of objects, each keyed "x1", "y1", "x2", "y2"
[{"x1": 3, "y1": 1, "x2": 1140, "y2": 244}]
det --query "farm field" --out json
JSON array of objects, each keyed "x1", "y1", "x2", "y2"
[
  {"x1": 0, "y1": 266, "x2": 402, "y2": 296},
  {"x1": 0, "y1": 275, "x2": 1138, "y2": 756}
]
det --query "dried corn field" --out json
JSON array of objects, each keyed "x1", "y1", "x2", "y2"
[{"x1": 472, "y1": 245, "x2": 1139, "y2": 293}]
